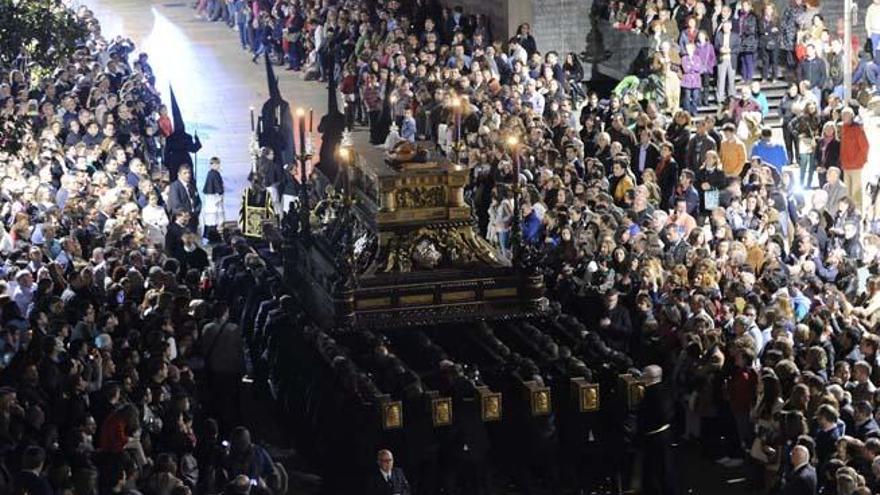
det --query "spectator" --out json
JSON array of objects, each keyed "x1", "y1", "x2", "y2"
[
  {"x1": 839, "y1": 107, "x2": 870, "y2": 209},
  {"x1": 751, "y1": 128, "x2": 788, "y2": 172}
]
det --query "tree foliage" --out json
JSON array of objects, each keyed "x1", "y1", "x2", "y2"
[{"x1": 0, "y1": 0, "x2": 88, "y2": 71}]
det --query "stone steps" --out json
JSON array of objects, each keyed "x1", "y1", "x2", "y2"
[{"x1": 691, "y1": 77, "x2": 790, "y2": 128}]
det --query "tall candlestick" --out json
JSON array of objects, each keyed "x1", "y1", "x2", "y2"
[
  {"x1": 289, "y1": 107, "x2": 298, "y2": 157},
  {"x1": 297, "y1": 108, "x2": 306, "y2": 156},
  {"x1": 249, "y1": 106, "x2": 255, "y2": 132},
  {"x1": 308, "y1": 108, "x2": 314, "y2": 133}
]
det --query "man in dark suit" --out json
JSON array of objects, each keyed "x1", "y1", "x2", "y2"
[
  {"x1": 367, "y1": 449, "x2": 411, "y2": 495},
  {"x1": 638, "y1": 365, "x2": 678, "y2": 495},
  {"x1": 783, "y1": 445, "x2": 817, "y2": 495},
  {"x1": 853, "y1": 401, "x2": 880, "y2": 442},
  {"x1": 165, "y1": 210, "x2": 190, "y2": 260},
  {"x1": 609, "y1": 114, "x2": 637, "y2": 161},
  {"x1": 814, "y1": 404, "x2": 841, "y2": 469},
  {"x1": 598, "y1": 291, "x2": 633, "y2": 354},
  {"x1": 635, "y1": 128, "x2": 660, "y2": 180},
  {"x1": 16, "y1": 445, "x2": 52, "y2": 495},
  {"x1": 167, "y1": 165, "x2": 202, "y2": 232}
]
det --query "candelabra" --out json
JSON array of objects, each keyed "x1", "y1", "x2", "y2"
[
  {"x1": 295, "y1": 107, "x2": 312, "y2": 239},
  {"x1": 506, "y1": 135, "x2": 522, "y2": 264},
  {"x1": 450, "y1": 96, "x2": 462, "y2": 163}
]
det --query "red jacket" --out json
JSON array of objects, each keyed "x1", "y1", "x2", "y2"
[
  {"x1": 98, "y1": 411, "x2": 129, "y2": 452},
  {"x1": 727, "y1": 366, "x2": 757, "y2": 414},
  {"x1": 840, "y1": 122, "x2": 869, "y2": 171}
]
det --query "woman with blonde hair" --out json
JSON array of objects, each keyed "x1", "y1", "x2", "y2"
[
  {"x1": 816, "y1": 120, "x2": 840, "y2": 188},
  {"x1": 640, "y1": 168, "x2": 663, "y2": 207}
]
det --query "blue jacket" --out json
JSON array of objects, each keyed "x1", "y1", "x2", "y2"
[
  {"x1": 751, "y1": 140, "x2": 789, "y2": 170},
  {"x1": 522, "y1": 211, "x2": 543, "y2": 244},
  {"x1": 753, "y1": 91, "x2": 769, "y2": 116},
  {"x1": 400, "y1": 116, "x2": 416, "y2": 142}
]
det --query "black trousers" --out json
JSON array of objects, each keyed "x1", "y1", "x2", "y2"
[
  {"x1": 642, "y1": 430, "x2": 679, "y2": 495},
  {"x1": 759, "y1": 47, "x2": 779, "y2": 79},
  {"x1": 368, "y1": 110, "x2": 383, "y2": 144},
  {"x1": 208, "y1": 372, "x2": 242, "y2": 433}
]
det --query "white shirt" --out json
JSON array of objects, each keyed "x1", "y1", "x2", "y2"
[{"x1": 12, "y1": 283, "x2": 32, "y2": 317}]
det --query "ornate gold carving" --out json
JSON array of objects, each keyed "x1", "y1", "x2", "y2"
[
  {"x1": 531, "y1": 388, "x2": 551, "y2": 416},
  {"x1": 240, "y1": 188, "x2": 276, "y2": 239},
  {"x1": 480, "y1": 392, "x2": 502, "y2": 422},
  {"x1": 572, "y1": 378, "x2": 600, "y2": 412},
  {"x1": 382, "y1": 226, "x2": 502, "y2": 273},
  {"x1": 620, "y1": 374, "x2": 645, "y2": 409},
  {"x1": 431, "y1": 397, "x2": 453, "y2": 426},
  {"x1": 382, "y1": 401, "x2": 403, "y2": 430},
  {"x1": 394, "y1": 185, "x2": 446, "y2": 209},
  {"x1": 524, "y1": 381, "x2": 552, "y2": 417}
]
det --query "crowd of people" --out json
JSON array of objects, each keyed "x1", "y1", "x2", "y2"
[
  {"x1": 197, "y1": 0, "x2": 880, "y2": 494},
  {"x1": 0, "y1": 4, "x2": 296, "y2": 495},
  {"x1": 602, "y1": 0, "x2": 880, "y2": 117},
  {"x1": 0, "y1": 0, "x2": 879, "y2": 493}
]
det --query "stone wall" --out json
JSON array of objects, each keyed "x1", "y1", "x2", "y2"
[
  {"x1": 445, "y1": 0, "x2": 527, "y2": 44},
  {"x1": 531, "y1": 0, "x2": 592, "y2": 56},
  {"x1": 440, "y1": 0, "x2": 594, "y2": 55}
]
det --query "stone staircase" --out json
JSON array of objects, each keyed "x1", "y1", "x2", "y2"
[
  {"x1": 692, "y1": 76, "x2": 791, "y2": 129},
  {"x1": 688, "y1": 0, "x2": 871, "y2": 129}
]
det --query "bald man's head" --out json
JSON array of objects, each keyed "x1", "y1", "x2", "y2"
[
  {"x1": 643, "y1": 365, "x2": 662, "y2": 385},
  {"x1": 791, "y1": 445, "x2": 810, "y2": 468}
]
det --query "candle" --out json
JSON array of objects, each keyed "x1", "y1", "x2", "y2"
[
  {"x1": 308, "y1": 108, "x2": 314, "y2": 133},
  {"x1": 451, "y1": 97, "x2": 462, "y2": 148},
  {"x1": 289, "y1": 107, "x2": 298, "y2": 157},
  {"x1": 249, "y1": 106, "x2": 255, "y2": 132},
  {"x1": 297, "y1": 108, "x2": 306, "y2": 156},
  {"x1": 513, "y1": 149, "x2": 520, "y2": 184}
]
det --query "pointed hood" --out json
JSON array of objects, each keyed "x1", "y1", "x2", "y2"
[
  {"x1": 258, "y1": 55, "x2": 294, "y2": 167},
  {"x1": 327, "y1": 78, "x2": 341, "y2": 116},
  {"x1": 265, "y1": 51, "x2": 281, "y2": 101},
  {"x1": 326, "y1": 53, "x2": 341, "y2": 115},
  {"x1": 169, "y1": 85, "x2": 186, "y2": 136}
]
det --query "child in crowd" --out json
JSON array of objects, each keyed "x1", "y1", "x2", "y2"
[{"x1": 202, "y1": 156, "x2": 225, "y2": 239}]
